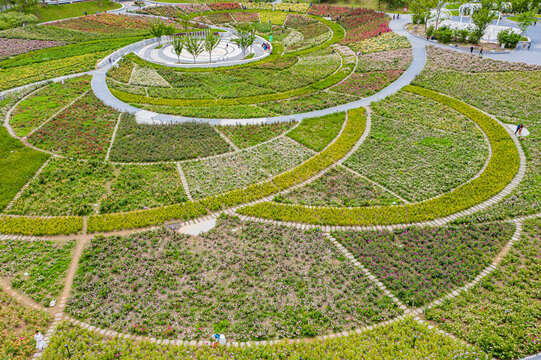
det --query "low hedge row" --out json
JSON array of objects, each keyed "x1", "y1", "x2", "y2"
[
  {"x1": 236, "y1": 86, "x2": 520, "y2": 226},
  {"x1": 85, "y1": 109, "x2": 364, "y2": 233},
  {"x1": 0, "y1": 216, "x2": 82, "y2": 236}
]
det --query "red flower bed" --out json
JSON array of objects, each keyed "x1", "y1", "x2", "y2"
[
  {"x1": 0, "y1": 38, "x2": 63, "y2": 59},
  {"x1": 341, "y1": 18, "x2": 391, "y2": 44},
  {"x1": 338, "y1": 10, "x2": 386, "y2": 29},
  {"x1": 209, "y1": 2, "x2": 241, "y2": 11},
  {"x1": 307, "y1": 4, "x2": 352, "y2": 18}
]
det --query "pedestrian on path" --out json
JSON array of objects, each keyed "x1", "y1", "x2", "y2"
[
  {"x1": 528, "y1": 42, "x2": 531, "y2": 50},
  {"x1": 470, "y1": 46, "x2": 474, "y2": 53},
  {"x1": 212, "y1": 334, "x2": 226, "y2": 348},
  {"x1": 479, "y1": 47, "x2": 483, "y2": 56},
  {"x1": 34, "y1": 331, "x2": 45, "y2": 350},
  {"x1": 515, "y1": 123, "x2": 523, "y2": 135}
]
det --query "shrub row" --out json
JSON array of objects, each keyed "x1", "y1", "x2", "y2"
[
  {"x1": 236, "y1": 86, "x2": 520, "y2": 225},
  {"x1": 85, "y1": 109, "x2": 365, "y2": 233},
  {"x1": 0, "y1": 216, "x2": 82, "y2": 236}
]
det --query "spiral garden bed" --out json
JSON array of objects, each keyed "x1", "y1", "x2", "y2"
[{"x1": 0, "y1": 3, "x2": 540, "y2": 360}]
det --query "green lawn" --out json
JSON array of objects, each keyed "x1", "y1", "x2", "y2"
[
  {"x1": 27, "y1": 0, "x2": 121, "y2": 23},
  {"x1": 0, "y1": 125, "x2": 49, "y2": 210},
  {"x1": 287, "y1": 112, "x2": 345, "y2": 152}
]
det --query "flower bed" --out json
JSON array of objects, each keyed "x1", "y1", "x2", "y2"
[
  {"x1": 42, "y1": 317, "x2": 487, "y2": 359},
  {"x1": 10, "y1": 76, "x2": 91, "y2": 137},
  {"x1": 277, "y1": 166, "x2": 401, "y2": 207},
  {"x1": 284, "y1": 13, "x2": 316, "y2": 28},
  {"x1": 107, "y1": 59, "x2": 134, "y2": 83},
  {"x1": 183, "y1": 137, "x2": 312, "y2": 198},
  {"x1": 307, "y1": 4, "x2": 352, "y2": 18},
  {"x1": 331, "y1": 70, "x2": 404, "y2": 98},
  {"x1": 0, "y1": 38, "x2": 63, "y2": 60},
  {"x1": 46, "y1": 13, "x2": 151, "y2": 35},
  {"x1": 0, "y1": 290, "x2": 50, "y2": 360},
  {"x1": 208, "y1": 2, "x2": 240, "y2": 11},
  {"x1": 237, "y1": 86, "x2": 519, "y2": 225},
  {"x1": 274, "y1": 3, "x2": 311, "y2": 13},
  {"x1": 205, "y1": 12, "x2": 235, "y2": 24},
  {"x1": 261, "y1": 90, "x2": 352, "y2": 115},
  {"x1": 350, "y1": 32, "x2": 411, "y2": 54},
  {"x1": 356, "y1": 48, "x2": 412, "y2": 72},
  {"x1": 287, "y1": 112, "x2": 344, "y2": 151},
  {"x1": 66, "y1": 216, "x2": 399, "y2": 340},
  {"x1": 259, "y1": 11, "x2": 288, "y2": 25},
  {"x1": 232, "y1": 12, "x2": 259, "y2": 23},
  {"x1": 27, "y1": 93, "x2": 119, "y2": 159},
  {"x1": 216, "y1": 121, "x2": 296, "y2": 149},
  {"x1": 243, "y1": 2, "x2": 273, "y2": 10},
  {"x1": 334, "y1": 222, "x2": 514, "y2": 307},
  {"x1": 130, "y1": 65, "x2": 170, "y2": 88},
  {"x1": 139, "y1": 103, "x2": 275, "y2": 119},
  {"x1": 100, "y1": 164, "x2": 187, "y2": 213},
  {"x1": 7, "y1": 159, "x2": 113, "y2": 217},
  {"x1": 0, "y1": 24, "x2": 105, "y2": 42},
  {"x1": 341, "y1": 18, "x2": 391, "y2": 45},
  {"x1": 0, "y1": 51, "x2": 108, "y2": 92},
  {"x1": 0, "y1": 239, "x2": 75, "y2": 305},
  {"x1": 109, "y1": 114, "x2": 232, "y2": 162},
  {"x1": 426, "y1": 218, "x2": 541, "y2": 359}
]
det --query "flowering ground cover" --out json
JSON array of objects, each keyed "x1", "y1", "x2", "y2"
[
  {"x1": 0, "y1": 24, "x2": 107, "y2": 42},
  {"x1": 232, "y1": 12, "x2": 259, "y2": 23},
  {"x1": 356, "y1": 48, "x2": 412, "y2": 72},
  {"x1": 307, "y1": 4, "x2": 353, "y2": 18},
  {"x1": 282, "y1": 14, "x2": 331, "y2": 52},
  {"x1": 107, "y1": 59, "x2": 134, "y2": 84},
  {"x1": 110, "y1": 114, "x2": 232, "y2": 162},
  {"x1": 27, "y1": 93, "x2": 119, "y2": 159},
  {"x1": 0, "y1": 89, "x2": 50, "y2": 211},
  {"x1": 426, "y1": 218, "x2": 541, "y2": 359},
  {"x1": 10, "y1": 76, "x2": 91, "y2": 137},
  {"x1": 331, "y1": 70, "x2": 404, "y2": 98},
  {"x1": 183, "y1": 137, "x2": 312, "y2": 198},
  {"x1": 208, "y1": 2, "x2": 241, "y2": 11},
  {"x1": 43, "y1": 317, "x2": 487, "y2": 359},
  {"x1": 350, "y1": 32, "x2": 411, "y2": 54},
  {"x1": 0, "y1": 51, "x2": 108, "y2": 92},
  {"x1": 66, "y1": 216, "x2": 399, "y2": 340},
  {"x1": 333, "y1": 222, "x2": 515, "y2": 307},
  {"x1": 259, "y1": 11, "x2": 288, "y2": 26},
  {"x1": 204, "y1": 12, "x2": 235, "y2": 25},
  {"x1": 215, "y1": 121, "x2": 296, "y2": 149},
  {"x1": 0, "y1": 38, "x2": 63, "y2": 59},
  {"x1": 276, "y1": 166, "x2": 401, "y2": 207},
  {"x1": 345, "y1": 92, "x2": 489, "y2": 201},
  {"x1": 0, "y1": 239, "x2": 74, "y2": 305},
  {"x1": 260, "y1": 91, "x2": 353, "y2": 115},
  {"x1": 7, "y1": 159, "x2": 113, "y2": 217},
  {"x1": 99, "y1": 164, "x2": 187, "y2": 213},
  {"x1": 0, "y1": 290, "x2": 50, "y2": 360},
  {"x1": 413, "y1": 47, "x2": 541, "y2": 222},
  {"x1": 130, "y1": 65, "x2": 171, "y2": 88},
  {"x1": 139, "y1": 104, "x2": 276, "y2": 119},
  {"x1": 286, "y1": 112, "x2": 344, "y2": 151},
  {"x1": 46, "y1": 14, "x2": 151, "y2": 35}
]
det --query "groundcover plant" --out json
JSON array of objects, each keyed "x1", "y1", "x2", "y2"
[{"x1": 66, "y1": 216, "x2": 400, "y2": 340}]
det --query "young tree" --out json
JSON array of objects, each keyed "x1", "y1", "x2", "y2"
[
  {"x1": 429, "y1": 0, "x2": 447, "y2": 31},
  {"x1": 184, "y1": 35, "x2": 204, "y2": 63},
  {"x1": 171, "y1": 35, "x2": 186, "y2": 63},
  {"x1": 516, "y1": 9, "x2": 536, "y2": 36},
  {"x1": 233, "y1": 23, "x2": 256, "y2": 58},
  {"x1": 408, "y1": 0, "x2": 431, "y2": 24},
  {"x1": 163, "y1": 22, "x2": 177, "y2": 37},
  {"x1": 149, "y1": 20, "x2": 165, "y2": 45},
  {"x1": 472, "y1": 5, "x2": 496, "y2": 39},
  {"x1": 204, "y1": 32, "x2": 220, "y2": 63}
]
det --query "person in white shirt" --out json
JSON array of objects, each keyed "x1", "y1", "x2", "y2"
[
  {"x1": 212, "y1": 334, "x2": 226, "y2": 347},
  {"x1": 34, "y1": 331, "x2": 45, "y2": 350}
]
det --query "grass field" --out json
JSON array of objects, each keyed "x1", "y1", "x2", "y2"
[{"x1": 27, "y1": 0, "x2": 121, "y2": 23}]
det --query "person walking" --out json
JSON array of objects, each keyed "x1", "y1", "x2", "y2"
[
  {"x1": 212, "y1": 334, "x2": 226, "y2": 348},
  {"x1": 479, "y1": 47, "x2": 483, "y2": 56},
  {"x1": 515, "y1": 123, "x2": 523, "y2": 135},
  {"x1": 34, "y1": 331, "x2": 45, "y2": 351},
  {"x1": 527, "y1": 42, "x2": 531, "y2": 50},
  {"x1": 470, "y1": 46, "x2": 474, "y2": 53}
]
